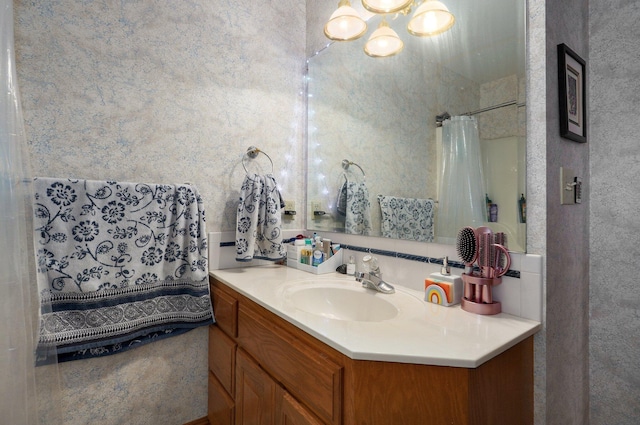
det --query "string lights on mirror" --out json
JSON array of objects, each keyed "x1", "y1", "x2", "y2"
[{"x1": 324, "y1": 0, "x2": 455, "y2": 58}]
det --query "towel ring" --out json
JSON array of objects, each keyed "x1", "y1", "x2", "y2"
[
  {"x1": 242, "y1": 146, "x2": 274, "y2": 175},
  {"x1": 341, "y1": 159, "x2": 366, "y2": 177}
]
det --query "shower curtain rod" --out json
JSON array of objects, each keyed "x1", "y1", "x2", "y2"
[{"x1": 463, "y1": 100, "x2": 526, "y2": 117}]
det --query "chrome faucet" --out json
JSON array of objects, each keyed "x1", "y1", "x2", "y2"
[{"x1": 354, "y1": 255, "x2": 395, "y2": 294}]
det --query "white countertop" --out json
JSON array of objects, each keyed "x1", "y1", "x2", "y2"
[{"x1": 210, "y1": 265, "x2": 541, "y2": 368}]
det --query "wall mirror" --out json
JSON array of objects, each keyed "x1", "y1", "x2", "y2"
[{"x1": 306, "y1": 0, "x2": 526, "y2": 252}]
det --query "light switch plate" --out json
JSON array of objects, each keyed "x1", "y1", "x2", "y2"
[{"x1": 560, "y1": 167, "x2": 576, "y2": 205}]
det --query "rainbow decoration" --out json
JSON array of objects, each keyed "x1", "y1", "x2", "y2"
[
  {"x1": 424, "y1": 276, "x2": 462, "y2": 307},
  {"x1": 425, "y1": 284, "x2": 451, "y2": 305}
]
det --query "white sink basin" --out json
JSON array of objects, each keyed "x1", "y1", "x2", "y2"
[{"x1": 284, "y1": 283, "x2": 403, "y2": 322}]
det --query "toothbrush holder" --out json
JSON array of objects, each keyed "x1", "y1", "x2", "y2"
[{"x1": 460, "y1": 273, "x2": 502, "y2": 315}]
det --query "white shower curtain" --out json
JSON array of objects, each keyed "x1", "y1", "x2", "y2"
[
  {"x1": 436, "y1": 116, "x2": 487, "y2": 244},
  {"x1": 0, "y1": 2, "x2": 59, "y2": 423}
]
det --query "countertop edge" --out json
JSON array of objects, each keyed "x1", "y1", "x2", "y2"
[{"x1": 210, "y1": 266, "x2": 541, "y2": 369}]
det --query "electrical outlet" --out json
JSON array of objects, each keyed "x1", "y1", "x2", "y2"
[
  {"x1": 282, "y1": 200, "x2": 296, "y2": 217},
  {"x1": 310, "y1": 201, "x2": 325, "y2": 217}
]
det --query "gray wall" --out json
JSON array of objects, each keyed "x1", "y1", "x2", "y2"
[
  {"x1": 589, "y1": 1, "x2": 640, "y2": 424},
  {"x1": 544, "y1": 1, "x2": 590, "y2": 424},
  {"x1": 15, "y1": 1, "x2": 305, "y2": 424}
]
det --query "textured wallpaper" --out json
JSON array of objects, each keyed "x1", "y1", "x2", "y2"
[
  {"x1": 15, "y1": 1, "x2": 305, "y2": 424},
  {"x1": 543, "y1": 1, "x2": 590, "y2": 424},
  {"x1": 17, "y1": 0, "x2": 305, "y2": 234},
  {"x1": 589, "y1": 1, "x2": 640, "y2": 424}
]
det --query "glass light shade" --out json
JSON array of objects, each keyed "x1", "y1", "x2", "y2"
[
  {"x1": 361, "y1": 0, "x2": 413, "y2": 14},
  {"x1": 364, "y1": 19, "x2": 404, "y2": 58},
  {"x1": 407, "y1": 0, "x2": 455, "y2": 36},
  {"x1": 324, "y1": 0, "x2": 368, "y2": 41}
]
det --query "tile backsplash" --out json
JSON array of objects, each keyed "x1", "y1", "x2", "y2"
[{"x1": 208, "y1": 230, "x2": 542, "y2": 322}]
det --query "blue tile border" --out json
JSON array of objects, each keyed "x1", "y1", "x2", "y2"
[
  {"x1": 219, "y1": 239, "x2": 520, "y2": 278},
  {"x1": 336, "y1": 242, "x2": 520, "y2": 279}
]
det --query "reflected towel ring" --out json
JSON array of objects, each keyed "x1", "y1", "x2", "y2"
[
  {"x1": 242, "y1": 146, "x2": 274, "y2": 175},
  {"x1": 341, "y1": 159, "x2": 366, "y2": 177}
]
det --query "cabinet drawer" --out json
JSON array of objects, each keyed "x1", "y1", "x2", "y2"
[
  {"x1": 209, "y1": 324, "x2": 236, "y2": 396},
  {"x1": 211, "y1": 281, "x2": 238, "y2": 337},
  {"x1": 238, "y1": 304, "x2": 343, "y2": 425}
]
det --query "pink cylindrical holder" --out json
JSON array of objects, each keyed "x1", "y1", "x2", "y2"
[{"x1": 461, "y1": 273, "x2": 502, "y2": 315}]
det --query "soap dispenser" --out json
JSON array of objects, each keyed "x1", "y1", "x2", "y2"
[{"x1": 424, "y1": 256, "x2": 463, "y2": 306}]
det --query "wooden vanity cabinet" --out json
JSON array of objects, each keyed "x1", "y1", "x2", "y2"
[
  {"x1": 208, "y1": 276, "x2": 534, "y2": 425},
  {"x1": 209, "y1": 278, "x2": 332, "y2": 425}
]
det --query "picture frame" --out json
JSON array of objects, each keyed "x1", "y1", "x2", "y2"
[{"x1": 557, "y1": 43, "x2": 587, "y2": 143}]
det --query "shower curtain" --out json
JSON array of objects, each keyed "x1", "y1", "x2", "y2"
[
  {"x1": 1, "y1": 1, "x2": 59, "y2": 423},
  {"x1": 436, "y1": 116, "x2": 487, "y2": 244}
]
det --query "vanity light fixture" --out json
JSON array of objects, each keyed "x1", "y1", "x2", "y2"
[
  {"x1": 325, "y1": 0, "x2": 455, "y2": 57},
  {"x1": 324, "y1": 0, "x2": 368, "y2": 41},
  {"x1": 362, "y1": 0, "x2": 413, "y2": 14},
  {"x1": 364, "y1": 18, "x2": 404, "y2": 57},
  {"x1": 407, "y1": 0, "x2": 455, "y2": 36}
]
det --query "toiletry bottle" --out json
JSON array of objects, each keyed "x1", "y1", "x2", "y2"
[
  {"x1": 346, "y1": 255, "x2": 356, "y2": 276},
  {"x1": 312, "y1": 240, "x2": 324, "y2": 266},
  {"x1": 485, "y1": 194, "x2": 492, "y2": 218},
  {"x1": 490, "y1": 203, "x2": 498, "y2": 222},
  {"x1": 323, "y1": 239, "x2": 332, "y2": 258},
  {"x1": 299, "y1": 248, "x2": 307, "y2": 265},
  {"x1": 303, "y1": 239, "x2": 312, "y2": 264},
  {"x1": 519, "y1": 193, "x2": 526, "y2": 223},
  {"x1": 424, "y1": 256, "x2": 463, "y2": 306}
]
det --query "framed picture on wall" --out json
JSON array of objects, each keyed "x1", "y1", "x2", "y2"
[{"x1": 558, "y1": 43, "x2": 587, "y2": 143}]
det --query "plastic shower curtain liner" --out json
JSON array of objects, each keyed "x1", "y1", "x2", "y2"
[
  {"x1": 0, "y1": 1, "x2": 61, "y2": 423},
  {"x1": 436, "y1": 115, "x2": 488, "y2": 244}
]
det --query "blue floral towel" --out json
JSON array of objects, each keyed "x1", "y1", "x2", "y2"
[
  {"x1": 377, "y1": 195, "x2": 435, "y2": 242},
  {"x1": 345, "y1": 180, "x2": 372, "y2": 236},
  {"x1": 33, "y1": 178, "x2": 213, "y2": 364},
  {"x1": 235, "y1": 173, "x2": 286, "y2": 261}
]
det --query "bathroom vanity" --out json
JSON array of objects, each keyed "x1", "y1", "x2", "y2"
[{"x1": 207, "y1": 266, "x2": 539, "y2": 425}]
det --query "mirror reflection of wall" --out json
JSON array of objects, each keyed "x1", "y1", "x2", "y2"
[{"x1": 306, "y1": 0, "x2": 526, "y2": 252}]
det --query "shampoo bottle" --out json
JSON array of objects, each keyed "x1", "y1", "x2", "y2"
[{"x1": 424, "y1": 256, "x2": 463, "y2": 306}]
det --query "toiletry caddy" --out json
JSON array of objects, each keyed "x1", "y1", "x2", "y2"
[{"x1": 286, "y1": 236, "x2": 343, "y2": 274}]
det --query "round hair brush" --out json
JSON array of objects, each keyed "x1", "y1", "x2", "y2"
[
  {"x1": 457, "y1": 226, "x2": 478, "y2": 302},
  {"x1": 456, "y1": 226, "x2": 478, "y2": 271}
]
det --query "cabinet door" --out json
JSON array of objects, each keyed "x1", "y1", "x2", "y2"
[
  {"x1": 209, "y1": 324, "x2": 236, "y2": 396},
  {"x1": 276, "y1": 387, "x2": 324, "y2": 425},
  {"x1": 236, "y1": 348, "x2": 276, "y2": 425},
  {"x1": 209, "y1": 371, "x2": 234, "y2": 425}
]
